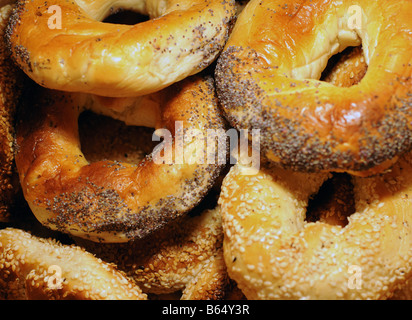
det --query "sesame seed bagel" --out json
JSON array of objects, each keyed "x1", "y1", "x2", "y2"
[
  {"x1": 218, "y1": 150, "x2": 412, "y2": 300},
  {"x1": 0, "y1": 227, "x2": 147, "y2": 300},
  {"x1": 77, "y1": 205, "x2": 229, "y2": 299},
  {"x1": 322, "y1": 46, "x2": 367, "y2": 88},
  {"x1": 15, "y1": 75, "x2": 226, "y2": 243},
  {"x1": 0, "y1": 3, "x2": 24, "y2": 222},
  {"x1": 215, "y1": 0, "x2": 412, "y2": 176},
  {"x1": 6, "y1": 0, "x2": 236, "y2": 97}
]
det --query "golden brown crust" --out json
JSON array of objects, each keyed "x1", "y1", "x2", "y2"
[
  {"x1": 6, "y1": 0, "x2": 236, "y2": 97},
  {"x1": 219, "y1": 150, "x2": 412, "y2": 299},
  {"x1": 390, "y1": 278, "x2": 412, "y2": 300},
  {"x1": 215, "y1": 0, "x2": 412, "y2": 176},
  {"x1": 219, "y1": 44, "x2": 408, "y2": 297},
  {"x1": 74, "y1": 112, "x2": 230, "y2": 300},
  {"x1": 0, "y1": 3, "x2": 24, "y2": 221},
  {"x1": 304, "y1": 46, "x2": 365, "y2": 226},
  {"x1": 0, "y1": 227, "x2": 147, "y2": 300},
  {"x1": 15, "y1": 75, "x2": 226, "y2": 243},
  {"x1": 76, "y1": 206, "x2": 230, "y2": 300}
]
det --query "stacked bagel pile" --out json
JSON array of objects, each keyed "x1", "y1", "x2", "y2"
[{"x1": 0, "y1": 0, "x2": 412, "y2": 300}]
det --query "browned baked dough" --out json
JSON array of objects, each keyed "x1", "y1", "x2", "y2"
[
  {"x1": 390, "y1": 278, "x2": 412, "y2": 300},
  {"x1": 0, "y1": 227, "x2": 147, "y2": 300},
  {"x1": 0, "y1": 3, "x2": 23, "y2": 221},
  {"x1": 76, "y1": 206, "x2": 229, "y2": 300},
  {"x1": 15, "y1": 75, "x2": 226, "y2": 243},
  {"x1": 303, "y1": 46, "x2": 364, "y2": 227},
  {"x1": 73, "y1": 109, "x2": 230, "y2": 299},
  {"x1": 6, "y1": 0, "x2": 236, "y2": 97},
  {"x1": 219, "y1": 149, "x2": 412, "y2": 300},
  {"x1": 215, "y1": 0, "x2": 412, "y2": 176}
]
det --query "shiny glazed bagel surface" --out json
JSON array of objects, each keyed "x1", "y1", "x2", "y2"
[
  {"x1": 15, "y1": 75, "x2": 226, "y2": 243},
  {"x1": 6, "y1": 0, "x2": 236, "y2": 97},
  {"x1": 215, "y1": 0, "x2": 412, "y2": 176}
]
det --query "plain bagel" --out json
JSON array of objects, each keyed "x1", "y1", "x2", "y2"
[
  {"x1": 15, "y1": 75, "x2": 226, "y2": 243},
  {"x1": 6, "y1": 0, "x2": 236, "y2": 97},
  {"x1": 215, "y1": 0, "x2": 412, "y2": 176}
]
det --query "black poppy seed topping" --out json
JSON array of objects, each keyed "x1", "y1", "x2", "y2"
[
  {"x1": 215, "y1": 46, "x2": 412, "y2": 173},
  {"x1": 4, "y1": 0, "x2": 32, "y2": 72},
  {"x1": 17, "y1": 74, "x2": 227, "y2": 242},
  {"x1": 41, "y1": 158, "x2": 225, "y2": 242}
]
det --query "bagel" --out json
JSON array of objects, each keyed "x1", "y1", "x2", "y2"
[
  {"x1": 300, "y1": 43, "x2": 362, "y2": 234},
  {"x1": 322, "y1": 46, "x2": 367, "y2": 88},
  {"x1": 15, "y1": 75, "x2": 226, "y2": 243},
  {"x1": 215, "y1": 0, "x2": 412, "y2": 176},
  {"x1": 76, "y1": 205, "x2": 229, "y2": 300},
  {"x1": 6, "y1": 0, "x2": 236, "y2": 97},
  {"x1": 0, "y1": 3, "x2": 24, "y2": 222},
  {"x1": 0, "y1": 227, "x2": 147, "y2": 300},
  {"x1": 219, "y1": 149, "x2": 412, "y2": 300},
  {"x1": 73, "y1": 111, "x2": 229, "y2": 299}
]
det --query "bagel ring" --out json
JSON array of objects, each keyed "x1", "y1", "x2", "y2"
[
  {"x1": 0, "y1": 227, "x2": 147, "y2": 300},
  {"x1": 6, "y1": 0, "x2": 236, "y2": 97},
  {"x1": 73, "y1": 110, "x2": 229, "y2": 299},
  {"x1": 306, "y1": 46, "x2": 366, "y2": 227},
  {"x1": 76, "y1": 205, "x2": 229, "y2": 300},
  {"x1": 15, "y1": 75, "x2": 226, "y2": 243},
  {"x1": 215, "y1": 0, "x2": 412, "y2": 176},
  {"x1": 219, "y1": 150, "x2": 412, "y2": 300}
]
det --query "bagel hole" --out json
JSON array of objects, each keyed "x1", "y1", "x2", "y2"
[
  {"x1": 102, "y1": 9, "x2": 149, "y2": 25},
  {"x1": 305, "y1": 173, "x2": 355, "y2": 227},
  {"x1": 320, "y1": 46, "x2": 368, "y2": 87},
  {"x1": 78, "y1": 111, "x2": 157, "y2": 165}
]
